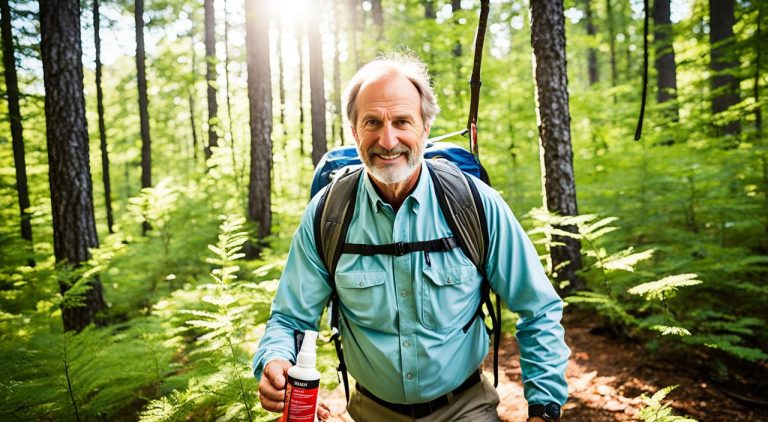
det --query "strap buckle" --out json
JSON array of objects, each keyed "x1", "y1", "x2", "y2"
[{"x1": 393, "y1": 242, "x2": 408, "y2": 256}]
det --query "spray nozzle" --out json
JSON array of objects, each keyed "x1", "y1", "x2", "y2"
[{"x1": 296, "y1": 330, "x2": 318, "y2": 368}]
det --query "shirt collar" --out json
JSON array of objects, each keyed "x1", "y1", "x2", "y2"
[{"x1": 361, "y1": 161, "x2": 429, "y2": 214}]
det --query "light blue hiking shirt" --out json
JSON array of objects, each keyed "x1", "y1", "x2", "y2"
[{"x1": 253, "y1": 161, "x2": 569, "y2": 406}]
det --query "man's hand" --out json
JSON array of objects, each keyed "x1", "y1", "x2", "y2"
[
  {"x1": 259, "y1": 360, "x2": 293, "y2": 413},
  {"x1": 258, "y1": 359, "x2": 332, "y2": 421}
]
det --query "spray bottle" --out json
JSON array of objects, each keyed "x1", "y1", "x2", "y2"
[{"x1": 280, "y1": 330, "x2": 320, "y2": 422}]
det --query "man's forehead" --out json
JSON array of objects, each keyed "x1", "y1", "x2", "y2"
[{"x1": 357, "y1": 71, "x2": 421, "y2": 107}]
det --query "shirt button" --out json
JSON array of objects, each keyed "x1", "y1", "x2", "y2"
[
  {"x1": 359, "y1": 281, "x2": 364, "y2": 287},
  {"x1": 406, "y1": 372, "x2": 413, "y2": 380},
  {"x1": 402, "y1": 341, "x2": 410, "y2": 348},
  {"x1": 400, "y1": 289, "x2": 407, "y2": 297}
]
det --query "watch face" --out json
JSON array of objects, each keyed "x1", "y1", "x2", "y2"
[{"x1": 543, "y1": 403, "x2": 561, "y2": 419}]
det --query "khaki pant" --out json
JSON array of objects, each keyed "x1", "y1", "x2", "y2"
[{"x1": 347, "y1": 374, "x2": 501, "y2": 422}]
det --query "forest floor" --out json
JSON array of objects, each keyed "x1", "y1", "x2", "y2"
[{"x1": 319, "y1": 310, "x2": 764, "y2": 421}]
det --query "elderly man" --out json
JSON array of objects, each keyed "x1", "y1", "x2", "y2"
[{"x1": 253, "y1": 54, "x2": 569, "y2": 422}]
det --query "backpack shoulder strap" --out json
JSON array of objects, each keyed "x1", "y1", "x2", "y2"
[
  {"x1": 313, "y1": 165, "x2": 363, "y2": 276},
  {"x1": 427, "y1": 159, "x2": 501, "y2": 388}
]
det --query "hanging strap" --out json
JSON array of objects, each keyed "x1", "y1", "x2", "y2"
[{"x1": 343, "y1": 236, "x2": 458, "y2": 256}]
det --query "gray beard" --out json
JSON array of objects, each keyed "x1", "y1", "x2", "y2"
[{"x1": 362, "y1": 143, "x2": 423, "y2": 185}]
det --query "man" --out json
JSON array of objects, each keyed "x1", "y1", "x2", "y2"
[{"x1": 254, "y1": 54, "x2": 569, "y2": 422}]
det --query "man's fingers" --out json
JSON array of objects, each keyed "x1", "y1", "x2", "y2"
[
  {"x1": 317, "y1": 401, "x2": 331, "y2": 420},
  {"x1": 259, "y1": 360, "x2": 292, "y2": 413},
  {"x1": 264, "y1": 360, "x2": 291, "y2": 390}
]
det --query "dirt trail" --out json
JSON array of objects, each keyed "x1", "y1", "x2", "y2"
[{"x1": 320, "y1": 311, "x2": 760, "y2": 421}]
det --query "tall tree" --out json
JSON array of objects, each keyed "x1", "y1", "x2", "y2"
[
  {"x1": 653, "y1": 0, "x2": 679, "y2": 120},
  {"x1": 530, "y1": 0, "x2": 583, "y2": 291},
  {"x1": 348, "y1": 0, "x2": 360, "y2": 67},
  {"x1": 585, "y1": 0, "x2": 598, "y2": 85},
  {"x1": 277, "y1": 17, "x2": 286, "y2": 136},
  {"x1": 371, "y1": 0, "x2": 383, "y2": 27},
  {"x1": 223, "y1": 0, "x2": 240, "y2": 190},
  {"x1": 709, "y1": 0, "x2": 741, "y2": 138},
  {"x1": 135, "y1": 0, "x2": 152, "y2": 198},
  {"x1": 297, "y1": 19, "x2": 306, "y2": 156},
  {"x1": 93, "y1": 0, "x2": 114, "y2": 233},
  {"x1": 606, "y1": 0, "x2": 618, "y2": 96},
  {"x1": 188, "y1": 17, "x2": 200, "y2": 162},
  {"x1": 308, "y1": 7, "x2": 327, "y2": 166},
  {"x1": 332, "y1": 0, "x2": 344, "y2": 146},
  {"x1": 245, "y1": 0, "x2": 272, "y2": 241},
  {"x1": 204, "y1": 0, "x2": 219, "y2": 161},
  {"x1": 451, "y1": 0, "x2": 462, "y2": 57},
  {"x1": 1, "y1": 0, "x2": 33, "y2": 246},
  {"x1": 39, "y1": 0, "x2": 107, "y2": 331}
]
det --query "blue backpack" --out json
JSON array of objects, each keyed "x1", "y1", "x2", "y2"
[{"x1": 307, "y1": 141, "x2": 500, "y2": 402}]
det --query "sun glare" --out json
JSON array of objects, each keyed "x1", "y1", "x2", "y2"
[{"x1": 267, "y1": 0, "x2": 315, "y2": 27}]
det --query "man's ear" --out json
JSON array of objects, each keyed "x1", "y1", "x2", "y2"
[
  {"x1": 350, "y1": 124, "x2": 360, "y2": 144},
  {"x1": 422, "y1": 122, "x2": 432, "y2": 141}
]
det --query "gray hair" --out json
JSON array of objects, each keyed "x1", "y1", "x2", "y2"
[{"x1": 343, "y1": 53, "x2": 440, "y2": 128}]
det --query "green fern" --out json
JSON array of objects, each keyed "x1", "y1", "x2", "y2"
[{"x1": 636, "y1": 385, "x2": 697, "y2": 422}]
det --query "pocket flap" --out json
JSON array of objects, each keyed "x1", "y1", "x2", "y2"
[
  {"x1": 423, "y1": 265, "x2": 476, "y2": 286},
  {"x1": 336, "y1": 271, "x2": 387, "y2": 289}
]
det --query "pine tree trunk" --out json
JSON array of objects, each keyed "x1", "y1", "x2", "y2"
[
  {"x1": 189, "y1": 23, "x2": 199, "y2": 162},
  {"x1": 245, "y1": 0, "x2": 272, "y2": 241},
  {"x1": 332, "y1": 0, "x2": 344, "y2": 146},
  {"x1": 277, "y1": 19, "x2": 287, "y2": 136},
  {"x1": 606, "y1": 0, "x2": 617, "y2": 97},
  {"x1": 297, "y1": 22, "x2": 306, "y2": 156},
  {"x1": 39, "y1": 0, "x2": 107, "y2": 331},
  {"x1": 135, "y1": 0, "x2": 151, "y2": 190},
  {"x1": 653, "y1": 0, "x2": 679, "y2": 120},
  {"x1": 451, "y1": 0, "x2": 462, "y2": 57},
  {"x1": 585, "y1": 0, "x2": 599, "y2": 85},
  {"x1": 530, "y1": 0, "x2": 583, "y2": 292},
  {"x1": 308, "y1": 10, "x2": 327, "y2": 166},
  {"x1": 1, "y1": 0, "x2": 33, "y2": 246},
  {"x1": 223, "y1": 0, "x2": 240, "y2": 191},
  {"x1": 709, "y1": 0, "x2": 741, "y2": 139},
  {"x1": 371, "y1": 0, "x2": 383, "y2": 27},
  {"x1": 204, "y1": 0, "x2": 219, "y2": 160},
  {"x1": 93, "y1": 0, "x2": 114, "y2": 234}
]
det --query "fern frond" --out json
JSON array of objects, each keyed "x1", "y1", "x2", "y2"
[{"x1": 628, "y1": 274, "x2": 702, "y2": 301}]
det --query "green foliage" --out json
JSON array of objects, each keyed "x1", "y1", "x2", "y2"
[{"x1": 636, "y1": 385, "x2": 697, "y2": 422}]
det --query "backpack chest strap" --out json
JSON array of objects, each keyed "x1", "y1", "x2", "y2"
[{"x1": 342, "y1": 236, "x2": 458, "y2": 257}]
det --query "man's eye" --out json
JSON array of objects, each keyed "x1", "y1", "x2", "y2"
[
  {"x1": 396, "y1": 120, "x2": 410, "y2": 126},
  {"x1": 365, "y1": 119, "x2": 380, "y2": 127}
]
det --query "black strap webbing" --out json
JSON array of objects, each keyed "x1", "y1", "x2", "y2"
[{"x1": 343, "y1": 236, "x2": 458, "y2": 257}]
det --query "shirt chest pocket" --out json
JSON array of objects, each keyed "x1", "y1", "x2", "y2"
[
  {"x1": 420, "y1": 265, "x2": 479, "y2": 330},
  {"x1": 336, "y1": 271, "x2": 396, "y2": 331}
]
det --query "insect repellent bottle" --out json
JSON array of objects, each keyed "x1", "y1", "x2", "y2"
[{"x1": 280, "y1": 330, "x2": 321, "y2": 422}]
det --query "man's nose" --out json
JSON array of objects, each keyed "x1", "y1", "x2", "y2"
[{"x1": 378, "y1": 123, "x2": 398, "y2": 150}]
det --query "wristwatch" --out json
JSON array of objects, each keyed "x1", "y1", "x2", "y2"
[{"x1": 529, "y1": 402, "x2": 561, "y2": 421}]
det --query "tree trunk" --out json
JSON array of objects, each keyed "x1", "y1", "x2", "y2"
[
  {"x1": 709, "y1": 0, "x2": 741, "y2": 139},
  {"x1": 297, "y1": 21, "x2": 306, "y2": 156},
  {"x1": 245, "y1": 0, "x2": 272, "y2": 241},
  {"x1": 1, "y1": 0, "x2": 33, "y2": 246},
  {"x1": 135, "y1": 0, "x2": 151, "y2": 190},
  {"x1": 451, "y1": 0, "x2": 462, "y2": 57},
  {"x1": 223, "y1": 0, "x2": 240, "y2": 191},
  {"x1": 530, "y1": 0, "x2": 583, "y2": 292},
  {"x1": 653, "y1": 0, "x2": 679, "y2": 120},
  {"x1": 585, "y1": 0, "x2": 599, "y2": 85},
  {"x1": 606, "y1": 0, "x2": 617, "y2": 97},
  {"x1": 189, "y1": 22, "x2": 199, "y2": 162},
  {"x1": 277, "y1": 18, "x2": 287, "y2": 136},
  {"x1": 371, "y1": 0, "x2": 383, "y2": 27},
  {"x1": 332, "y1": 0, "x2": 344, "y2": 146},
  {"x1": 424, "y1": 0, "x2": 436, "y2": 19},
  {"x1": 204, "y1": 0, "x2": 218, "y2": 160},
  {"x1": 39, "y1": 0, "x2": 107, "y2": 331},
  {"x1": 93, "y1": 0, "x2": 114, "y2": 234},
  {"x1": 308, "y1": 9, "x2": 327, "y2": 166}
]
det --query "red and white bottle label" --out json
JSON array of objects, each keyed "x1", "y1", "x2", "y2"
[{"x1": 280, "y1": 375, "x2": 320, "y2": 422}]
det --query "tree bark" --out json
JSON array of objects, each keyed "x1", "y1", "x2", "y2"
[
  {"x1": 245, "y1": 0, "x2": 272, "y2": 241},
  {"x1": 606, "y1": 0, "x2": 617, "y2": 96},
  {"x1": 585, "y1": 0, "x2": 599, "y2": 85},
  {"x1": 1, "y1": 0, "x2": 33, "y2": 245},
  {"x1": 709, "y1": 0, "x2": 741, "y2": 138},
  {"x1": 39, "y1": 0, "x2": 107, "y2": 331},
  {"x1": 93, "y1": 0, "x2": 114, "y2": 234},
  {"x1": 204, "y1": 0, "x2": 219, "y2": 161},
  {"x1": 371, "y1": 0, "x2": 383, "y2": 27},
  {"x1": 189, "y1": 22, "x2": 199, "y2": 162},
  {"x1": 451, "y1": 0, "x2": 462, "y2": 57},
  {"x1": 349, "y1": 0, "x2": 360, "y2": 67},
  {"x1": 308, "y1": 9, "x2": 327, "y2": 166},
  {"x1": 530, "y1": 0, "x2": 583, "y2": 291},
  {"x1": 135, "y1": 0, "x2": 151, "y2": 190},
  {"x1": 653, "y1": 0, "x2": 679, "y2": 120},
  {"x1": 223, "y1": 0, "x2": 240, "y2": 191}
]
